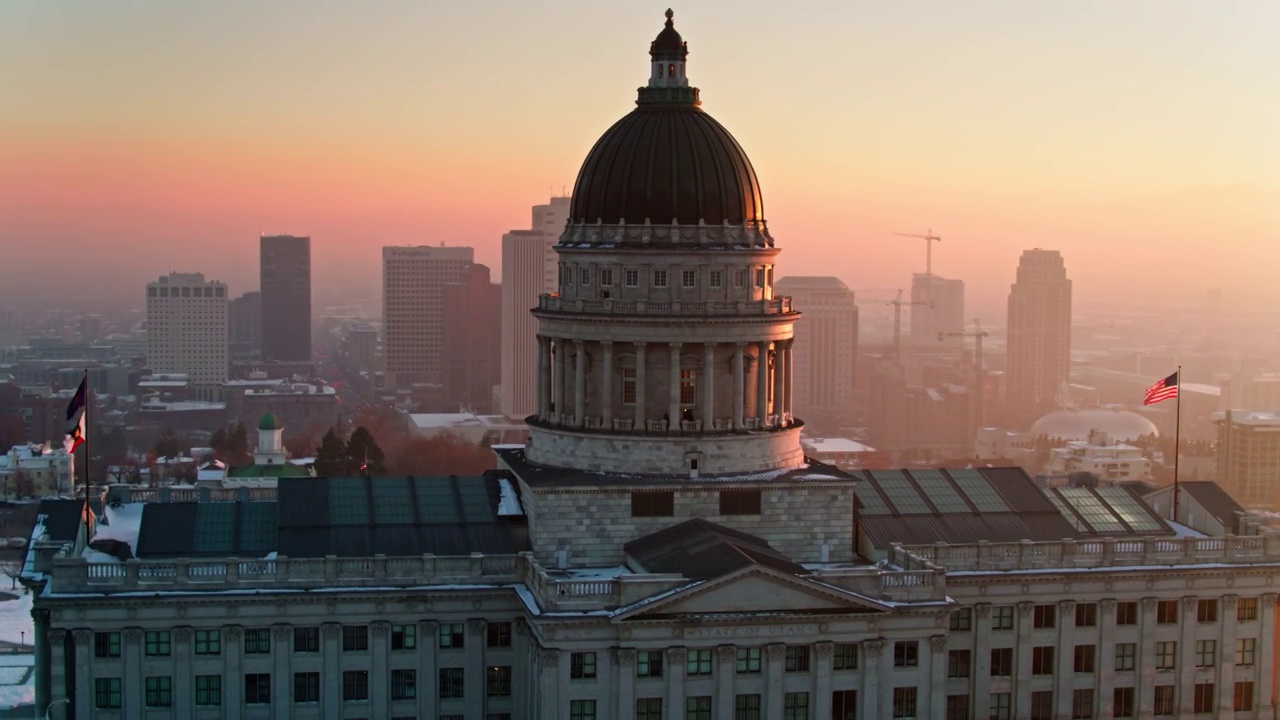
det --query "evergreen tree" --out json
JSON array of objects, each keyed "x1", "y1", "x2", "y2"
[
  {"x1": 227, "y1": 423, "x2": 250, "y2": 465},
  {"x1": 313, "y1": 427, "x2": 349, "y2": 477},
  {"x1": 344, "y1": 426, "x2": 387, "y2": 476},
  {"x1": 154, "y1": 428, "x2": 182, "y2": 459},
  {"x1": 209, "y1": 427, "x2": 229, "y2": 457}
]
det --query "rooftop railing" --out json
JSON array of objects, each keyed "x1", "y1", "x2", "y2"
[{"x1": 537, "y1": 295, "x2": 794, "y2": 317}]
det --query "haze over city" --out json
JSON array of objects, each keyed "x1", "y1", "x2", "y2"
[{"x1": 3, "y1": 1, "x2": 1278, "y2": 314}]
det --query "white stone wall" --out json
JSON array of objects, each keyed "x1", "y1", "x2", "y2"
[{"x1": 525, "y1": 425, "x2": 805, "y2": 476}]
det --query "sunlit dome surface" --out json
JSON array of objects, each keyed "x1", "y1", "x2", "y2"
[{"x1": 1030, "y1": 407, "x2": 1159, "y2": 442}]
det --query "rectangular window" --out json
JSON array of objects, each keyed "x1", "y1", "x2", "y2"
[
  {"x1": 625, "y1": 269, "x2": 639, "y2": 287},
  {"x1": 719, "y1": 490, "x2": 762, "y2": 516},
  {"x1": 94, "y1": 678, "x2": 122, "y2": 709},
  {"x1": 1156, "y1": 600, "x2": 1178, "y2": 624},
  {"x1": 833, "y1": 643, "x2": 858, "y2": 670},
  {"x1": 784, "y1": 645, "x2": 810, "y2": 672},
  {"x1": 1031, "y1": 646, "x2": 1054, "y2": 675},
  {"x1": 638, "y1": 650, "x2": 664, "y2": 677},
  {"x1": 949, "y1": 608, "x2": 972, "y2": 631},
  {"x1": 637, "y1": 697, "x2": 663, "y2": 720},
  {"x1": 989, "y1": 693, "x2": 1011, "y2": 720},
  {"x1": 245, "y1": 673, "x2": 271, "y2": 705},
  {"x1": 1153, "y1": 685, "x2": 1175, "y2": 715},
  {"x1": 1113, "y1": 687, "x2": 1135, "y2": 718},
  {"x1": 1235, "y1": 681, "x2": 1255, "y2": 711},
  {"x1": 833, "y1": 690, "x2": 858, "y2": 720},
  {"x1": 343, "y1": 625, "x2": 369, "y2": 651},
  {"x1": 1195, "y1": 639, "x2": 1216, "y2": 667},
  {"x1": 439, "y1": 668, "x2": 464, "y2": 699},
  {"x1": 580, "y1": 267, "x2": 590, "y2": 286},
  {"x1": 390, "y1": 624, "x2": 416, "y2": 650},
  {"x1": 783, "y1": 692, "x2": 809, "y2": 720},
  {"x1": 736, "y1": 647, "x2": 762, "y2": 673},
  {"x1": 631, "y1": 491, "x2": 675, "y2": 517},
  {"x1": 894, "y1": 641, "x2": 918, "y2": 668},
  {"x1": 294, "y1": 672, "x2": 320, "y2": 703},
  {"x1": 1071, "y1": 689, "x2": 1094, "y2": 720},
  {"x1": 195, "y1": 674, "x2": 221, "y2": 706},
  {"x1": 991, "y1": 606, "x2": 1014, "y2": 630},
  {"x1": 343, "y1": 670, "x2": 369, "y2": 701},
  {"x1": 294, "y1": 627, "x2": 319, "y2": 653},
  {"x1": 892, "y1": 687, "x2": 917, "y2": 718},
  {"x1": 678, "y1": 368, "x2": 696, "y2": 405},
  {"x1": 735, "y1": 693, "x2": 761, "y2": 720},
  {"x1": 244, "y1": 628, "x2": 271, "y2": 654},
  {"x1": 1155, "y1": 641, "x2": 1176, "y2": 670},
  {"x1": 1075, "y1": 603, "x2": 1097, "y2": 627},
  {"x1": 734, "y1": 269, "x2": 747, "y2": 288},
  {"x1": 486, "y1": 666, "x2": 510, "y2": 697},
  {"x1": 1193, "y1": 683, "x2": 1215, "y2": 713},
  {"x1": 1237, "y1": 637, "x2": 1256, "y2": 666},
  {"x1": 600, "y1": 268, "x2": 614, "y2": 287},
  {"x1": 1033, "y1": 604, "x2": 1056, "y2": 629},
  {"x1": 1116, "y1": 601, "x2": 1138, "y2": 625},
  {"x1": 1238, "y1": 597, "x2": 1258, "y2": 621},
  {"x1": 1074, "y1": 644, "x2": 1095, "y2": 673},
  {"x1": 487, "y1": 622, "x2": 512, "y2": 647},
  {"x1": 195, "y1": 629, "x2": 221, "y2": 655},
  {"x1": 681, "y1": 270, "x2": 697, "y2": 289},
  {"x1": 1030, "y1": 691, "x2": 1054, "y2": 720},
  {"x1": 144, "y1": 676, "x2": 172, "y2": 707},
  {"x1": 990, "y1": 647, "x2": 1013, "y2": 677},
  {"x1": 653, "y1": 270, "x2": 668, "y2": 288},
  {"x1": 392, "y1": 669, "x2": 418, "y2": 700},
  {"x1": 755, "y1": 268, "x2": 765, "y2": 287},
  {"x1": 145, "y1": 630, "x2": 171, "y2": 656},
  {"x1": 1115, "y1": 643, "x2": 1136, "y2": 671},
  {"x1": 94, "y1": 632, "x2": 120, "y2": 658},
  {"x1": 439, "y1": 623, "x2": 464, "y2": 649},
  {"x1": 946, "y1": 694, "x2": 970, "y2": 720},
  {"x1": 622, "y1": 366, "x2": 638, "y2": 405},
  {"x1": 948, "y1": 649, "x2": 970, "y2": 678},
  {"x1": 710, "y1": 270, "x2": 723, "y2": 289},
  {"x1": 685, "y1": 696, "x2": 711, "y2": 720},
  {"x1": 571, "y1": 651, "x2": 598, "y2": 679},
  {"x1": 687, "y1": 649, "x2": 712, "y2": 676},
  {"x1": 1197, "y1": 599, "x2": 1218, "y2": 623}
]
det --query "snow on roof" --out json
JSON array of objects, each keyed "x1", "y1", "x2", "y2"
[
  {"x1": 410, "y1": 413, "x2": 526, "y2": 430},
  {"x1": 802, "y1": 437, "x2": 876, "y2": 454},
  {"x1": 496, "y1": 478, "x2": 523, "y2": 516},
  {"x1": 91, "y1": 502, "x2": 144, "y2": 555}
]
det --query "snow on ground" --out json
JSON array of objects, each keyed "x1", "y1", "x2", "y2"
[{"x1": 0, "y1": 593, "x2": 33, "y2": 646}]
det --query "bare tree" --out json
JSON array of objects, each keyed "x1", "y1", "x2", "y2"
[{"x1": 0, "y1": 556, "x2": 23, "y2": 590}]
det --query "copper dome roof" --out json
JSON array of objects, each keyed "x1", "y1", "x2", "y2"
[{"x1": 567, "y1": 11, "x2": 765, "y2": 228}]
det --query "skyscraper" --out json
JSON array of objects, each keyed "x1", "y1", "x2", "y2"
[
  {"x1": 228, "y1": 291, "x2": 262, "y2": 361},
  {"x1": 259, "y1": 235, "x2": 311, "y2": 362},
  {"x1": 774, "y1": 276, "x2": 858, "y2": 431},
  {"x1": 500, "y1": 197, "x2": 569, "y2": 419},
  {"x1": 442, "y1": 263, "x2": 501, "y2": 413},
  {"x1": 909, "y1": 273, "x2": 965, "y2": 347},
  {"x1": 1006, "y1": 248, "x2": 1072, "y2": 425},
  {"x1": 144, "y1": 273, "x2": 228, "y2": 400},
  {"x1": 381, "y1": 245, "x2": 474, "y2": 390}
]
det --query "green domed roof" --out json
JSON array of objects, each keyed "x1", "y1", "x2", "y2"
[{"x1": 258, "y1": 412, "x2": 282, "y2": 431}]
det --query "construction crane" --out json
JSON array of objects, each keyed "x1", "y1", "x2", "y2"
[
  {"x1": 893, "y1": 228, "x2": 942, "y2": 275},
  {"x1": 888, "y1": 289, "x2": 932, "y2": 362},
  {"x1": 941, "y1": 318, "x2": 990, "y2": 435}
]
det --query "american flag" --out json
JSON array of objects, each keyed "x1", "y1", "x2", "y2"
[{"x1": 1144, "y1": 371, "x2": 1179, "y2": 405}]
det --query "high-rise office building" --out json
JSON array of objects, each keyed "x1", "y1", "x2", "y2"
[
  {"x1": 259, "y1": 235, "x2": 311, "y2": 362},
  {"x1": 909, "y1": 273, "x2": 965, "y2": 347},
  {"x1": 774, "y1": 276, "x2": 858, "y2": 431},
  {"x1": 144, "y1": 273, "x2": 228, "y2": 400},
  {"x1": 442, "y1": 263, "x2": 501, "y2": 413},
  {"x1": 382, "y1": 245, "x2": 474, "y2": 390},
  {"x1": 228, "y1": 291, "x2": 262, "y2": 361},
  {"x1": 1006, "y1": 249, "x2": 1072, "y2": 425},
  {"x1": 499, "y1": 197, "x2": 569, "y2": 418}
]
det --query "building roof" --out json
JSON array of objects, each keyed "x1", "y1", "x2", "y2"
[
  {"x1": 1030, "y1": 407, "x2": 1159, "y2": 441},
  {"x1": 34, "y1": 499, "x2": 104, "y2": 544},
  {"x1": 1043, "y1": 484, "x2": 1172, "y2": 535},
  {"x1": 1175, "y1": 481, "x2": 1245, "y2": 530},
  {"x1": 258, "y1": 412, "x2": 282, "y2": 430},
  {"x1": 274, "y1": 476, "x2": 516, "y2": 558},
  {"x1": 229, "y1": 462, "x2": 311, "y2": 478},
  {"x1": 135, "y1": 501, "x2": 278, "y2": 558},
  {"x1": 802, "y1": 437, "x2": 875, "y2": 454},
  {"x1": 624, "y1": 519, "x2": 806, "y2": 581}
]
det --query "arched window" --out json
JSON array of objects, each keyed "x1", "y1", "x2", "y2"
[
  {"x1": 668, "y1": 63, "x2": 675, "y2": 78},
  {"x1": 658, "y1": 64, "x2": 664, "y2": 79}
]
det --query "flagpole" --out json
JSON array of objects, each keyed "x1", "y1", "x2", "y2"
[
  {"x1": 1172, "y1": 365, "x2": 1181, "y2": 523},
  {"x1": 82, "y1": 369, "x2": 91, "y2": 551}
]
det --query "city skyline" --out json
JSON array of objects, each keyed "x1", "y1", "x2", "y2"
[{"x1": 2, "y1": 2, "x2": 1277, "y2": 314}]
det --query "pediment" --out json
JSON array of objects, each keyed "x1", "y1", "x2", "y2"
[{"x1": 615, "y1": 565, "x2": 890, "y2": 620}]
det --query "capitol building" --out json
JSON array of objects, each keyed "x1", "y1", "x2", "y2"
[{"x1": 24, "y1": 11, "x2": 1280, "y2": 720}]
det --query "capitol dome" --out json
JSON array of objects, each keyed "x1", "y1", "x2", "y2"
[
  {"x1": 565, "y1": 9, "x2": 769, "y2": 245},
  {"x1": 1030, "y1": 407, "x2": 1159, "y2": 443}
]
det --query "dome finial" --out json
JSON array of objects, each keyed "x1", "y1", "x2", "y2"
[{"x1": 665, "y1": 8, "x2": 674, "y2": 25}]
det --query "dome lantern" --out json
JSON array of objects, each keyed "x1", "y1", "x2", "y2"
[{"x1": 643, "y1": 9, "x2": 694, "y2": 102}]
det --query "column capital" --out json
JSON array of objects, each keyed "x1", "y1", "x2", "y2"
[
  {"x1": 930, "y1": 636, "x2": 948, "y2": 653},
  {"x1": 667, "y1": 646, "x2": 687, "y2": 664},
  {"x1": 601, "y1": 339, "x2": 613, "y2": 347},
  {"x1": 123, "y1": 627, "x2": 142, "y2": 643},
  {"x1": 273, "y1": 625, "x2": 292, "y2": 642},
  {"x1": 372, "y1": 621, "x2": 390, "y2": 638},
  {"x1": 1223, "y1": 594, "x2": 1238, "y2": 611},
  {"x1": 815, "y1": 641, "x2": 833, "y2": 659},
  {"x1": 1059, "y1": 600, "x2": 1075, "y2": 614},
  {"x1": 72, "y1": 629, "x2": 91, "y2": 644},
  {"x1": 1141, "y1": 597, "x2": 1157, "y2": 613},
  {"x1": 863, "y1": 639, "x2": 885, "y2": 654},
  {"x1": 321, "y1": 623, "x2": 339, "y2": 640},
  {"x1": 614, "y1": 648, "x2": 637, "y2": 666},
  {"x1": 467, "y1": 619, "x2": 486, "y2": 635},
  {"x1": 174, "y1": 627, "x2": 192, "y2": 643},
  {"x1": 670, "y1": 341, "x2": 682, "y2": 350},
  {"x1": 765, "y1": 643, "x2": 785, "y2": 661},
  {"x1": 540, "y1": 648, "x2": 561, "y2": 668},
  {"x1": 1100, "y1": 599, "x2": 1117, "y2": 613},
  {"x1": 975, "y1": 603, "x2": 992, "y2": 618},
  {"x1": 1017, "y1": 601, "x2": 1033, "y2": 617},
  {"x1": 716, "y1": 645, "x2": 735, "y2": 663},
  {"x1": 1182, "y1": 596, "x2": 1198, "y2": 612}
]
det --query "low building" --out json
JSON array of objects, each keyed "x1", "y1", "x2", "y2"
[
  {"x1": 1215, "y1": 410, "x2": 1280, "y2": 511},
  {"x1": 800, "y1": 437, "x2": 876, "y2": 469},
  {"x1": 1045, "y1": 433, "x2": 1151, "y2": 482},
  {"x1": 0, "y1": 444, "x2": 73, "y2": 498},
  {"x1": 409, "y1": 412, "x2": 528, "y2": 445}
]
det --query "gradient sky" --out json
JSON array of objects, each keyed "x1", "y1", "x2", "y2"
[{"x1": 2, "y1": 1, "x2": 1277, "y2": 317}]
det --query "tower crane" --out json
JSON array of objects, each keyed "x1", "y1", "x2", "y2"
[
  {"x1": 893, "y1": 228, "x2": 942, "y2": 276},
  {"x1": 941, "y1": 318, "x2": 990, "y2": 435},
  {"x1": 888, "y1": 290, "x2": 932, "y2": 362}
]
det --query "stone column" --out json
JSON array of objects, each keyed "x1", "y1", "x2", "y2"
[
  {"x1": 784, "y1": 340, "x2": 795, "y2": 420},
  {"x1": 1217, "y1": 595, "x2": 1237, "y2": 717},
  {"x1": 47, "y1": 629, "x2": 66, "y2": 719},
  {"x1": 602, "y1": 341, "x2": 614, "y2": 426},
  {"x1": 1259, "y1": 594, "x2": 1277, "y2": 716},
  {"x1": 764, "y1": 643, "x2": 785, "y2": 718},
  {"x1": 573, "y1": 341, "x2": 586, "y2": 427},
  {"x1": 861, "y1": 639, "x2": 884, "y2": 719},
  {"x1": 634, "y1": 342, "x2": 648, "y2": 429},
  {"x1": 371, "y1": 622, "x2": 390, "y2": 719},
  {"x1": 1178, "y1": 597, "x2": 1197, "y2": 716},
  {"x1": 174, "y1": 627, "x2": 194, "y2": 718},
  {"x1": 669, "y1": 342, "x2": 682, "y2": 432},
  {"x1": 1138, "y1": 599, "x2": 1156, "y2": 719},
  {"x1": 928, "y1": 636, "x2": 947, "y2": 718},
  {"x1": 123, "y1": 627, "x2": 142, "y2": 716},
  {"x1": 562, "y1": 341, "x2": 575, "y2": 424},
  {"x1": 33, "y1": 610, "x2": 49, "y2": 716},
  {"x1": 72, "y1": 629, "x2": 92, "y2": 719},
  {"x1": 614, "y1": 649, "x2": 636, "y2": 720},
  {"x1": 756, "y1": 341, "x2": 769, "y2": 424},
  {"x1": 973, "y1": 605, "x2": 993, "y2": 719},
  {"x1": 538, "y1": 649, "x2": 561, "y2": 719},
  {"x1": 553, "y1": 340, "x2": 566, "y2": 421},
  {"x1": 536, "y1": 335, "x2": 550, "y2": 418},
  {"x1": 1015, "y1": 602, "x2": 1033, "y2": 716},
  {"x1": 321, "y1": 623, "x2": 341, "y2": 712},
  {"x1": 732, "y1": 343, "x2": 745, "y2": 431},
  {"x1": 418, "y1": 621, "x2": 438, "y2": 720},
  {"x1": 773, "y1": 341, "x2": 786, "y2": 426},
  {"x1": 271, "y1": 625, "x2": 292, "y2": 716},
  {"x1": 702, "y1": 342, "x2": 715, "y2": 429},
  {"x1": 666, "y1": 648, "x2": 686, "y2": 718},
  {"x1": 1098, "y1": 600, "x2": 1117, "y2": 718},
  {"x1": 716, "y1": 645, "x2": 736, "y2": 720},
  {"x1": 1056, "y1": 600, "x2": 1075, "y2": 719},
  {"x1": 814, "y1": 642, "x2": 834, "y2": 720}
]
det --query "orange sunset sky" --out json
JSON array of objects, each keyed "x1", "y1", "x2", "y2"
[{"x1": 1, "y1": 1, "x2": 1277, "y2": 315}]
